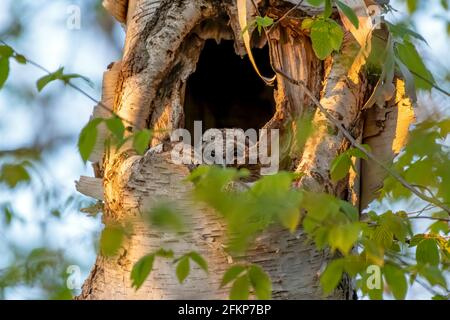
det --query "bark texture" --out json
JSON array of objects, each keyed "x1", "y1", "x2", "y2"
[{"x1": 77, "y1": 0, "x2": 415, "y2": 300}]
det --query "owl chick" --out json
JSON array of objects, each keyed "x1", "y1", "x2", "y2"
[{"x1": 194, "y1": 128, "x2": 262, "y2": 180}]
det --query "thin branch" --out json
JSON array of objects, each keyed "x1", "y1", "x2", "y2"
[
  {"x1": 411, "y1": 184, "x2": 445, "y2": 204},
  {"x1": 409, "y1": 216, "x2": 450, "y2": 222},
  {"x1": 409, "y1": 69, "x2": 450, "y2": 97},
  {"x1": 267, "y1": 0, "x2": 304, "y2": 34},
  {"x1": 415, "y1": 278, "x2": 447, "y2": 297},
  {"x1": 0, "y1": 39, "x2": 135, "y2": 126},
  {"x1": 274, "y1": 67, "x2": 450, "y2": 216},
  {"x1": 407, "y1": 203, "x2": 435, "y2": 216},
  {"x1": 0, "y1": 136, "x2": 72, "y2": 158}
]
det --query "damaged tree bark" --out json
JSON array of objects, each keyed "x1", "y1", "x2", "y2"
[{"x1": 77, "y1": 0, "x2": 415, "y2": 299}]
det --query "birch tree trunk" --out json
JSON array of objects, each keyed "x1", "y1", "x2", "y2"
[{"x1": 76, "y1": 0, "x2": 415, "y2": 300}]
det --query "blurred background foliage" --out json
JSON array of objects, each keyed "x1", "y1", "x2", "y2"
[{"x1": 0, "y1": 0, "x2": 448, "y2": 299}]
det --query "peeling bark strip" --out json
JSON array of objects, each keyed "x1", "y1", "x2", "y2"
[
  {"x1": 88, "y1": 62, "x2": 121, "y2": 166},
  {"x1": 77, "y1": 0, "x2": 414, "y2": 300},
  {"x1": 360, "y1": 79, "x2": 415, "y2": 210},
  {"x1": 75, "y1": 176, "x2": 104, "y2": 201},
  {"x1": 103, "y1": 0, "x2": 129, "y2": 24}
]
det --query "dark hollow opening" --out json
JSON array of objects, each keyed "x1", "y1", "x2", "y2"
[{"x1": 184, "y1": 40, "x2": 276, "y2": 136}]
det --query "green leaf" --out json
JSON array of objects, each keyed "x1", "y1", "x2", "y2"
[
  {"x1": 100, "y1": 224, "x2": 124, "y2": 256},
  {"x1": 255, "y1": 16, "x2": 274, "y2": 35},
  {"x1": 372, "y1": 223, "x2": 394, "y2": 249},
  {"x1": 419, "y1": 265, "x2": 447, "y2": 288},
  {"x1": 130, "y1": 248, "x2": 172, "y2": 290},
  {"x1": 105, "y1": 116, "x2": 125, "y2": 142},
  {"x1": 36, "y1": 67, "x2": 91, "y2": 91},
  {"x1": 330, "y1": 153, "x2": 352, "y2": 182},
  {"x1": 307, "y1": 0, "x2": 325, "y2": 6},
  {"x1": 327, "y1": 20, "x2": 344, "y2": 51},
  {"x1": 221, "y1": 265, "x2": 247, "y2": 287},
  {"x1": 148, "y1": 203, "x2": 185, "y2": 233},
  {"x1": 0, "y1": 45, "x2": 14, "y2": 58},
  {"x1": 386, "y1": 22, "x2": 428, "y2": 44},
  {"x1": 409, "y1": 234, "x2": 426, "y2": 247},
  {"x1": 416, "y1": 238, "x2": 440, "y2": 266},
  {"x1": 382, "y1": 212, "x2": 409, "y2": 243},
  {"x1": 406, "y1": 0, "x2": 418, "y2": 13},
  {"x1": 384, "y1": 264, "x2": 407, "y2": 300},
  {"x1": 176, "y1": 256, "x2": 190, "y2": 283},
  {"x1": 295, "y1": 112, "x2": 315, "y2": 151},
  {"x1": 0, "y1": 163, "x2": 31, "y2": 188},
  {"x1": 346, "y1": 146, "x2": 370, "y2": 160},
  {"x1": 0, "y1": 57, "x2": 10, "y2": 89},
  {"x1": 328, "y1": 223, "x2": 361, "y2": 255},
  {"x1": 248, "y1": 265, "x2": 272, "y2": 300},
  {"x1": 339, "y1": 200, "x2": 359, "y2": 222},
  {"x1": 429, "y1": 213, "x2": 450, "y2": 234},
  {"x1": 395, "y1": 40, "x2": 435, "y2": 90},
  {"x1": 14, "y1": 54, "x2": 27, "y2": 64},
  {"x1": 342, "y1": 255, "x2": 366, "y2": 276},
  {"x1": 323, "y1": 0, "x2": 332, "y2": 19},
  {"x1": 0, "y1": 49, "x2": 11, "y2": 89},
  {"x1": 301, "y1": 18, "x2": 315, "y2": 30},
  {"x1": 310, "y1": 19, "x2": 344, "y2": 60},
  {"x1": 320, "y1": 259, "x2": 344, "y2": 295},
  {"x1": 432, "y1": 294, "x2": 448, "y2": 300},
  {"x1": 188, "y1": 252, "x2": 208, "y2": 273},
  {"x1": 36, "y1": 67, "x2": 64, "y2": 92},
  {"x1": 229, "y1": 275, "x2": 250, "y2": 300},
  {"x1": 187, "y1": 166, "x2": 242, "y2": 217},
  {"x1": 336, "y1": 0, "x2": 359, "y2": 29},
  {"x1": 78, "y1": 118, "x2": 102, "y2": 162},
  {"x1": 131, "y1": 254, "x2": 155, "y2": 290},
  {"x1": 155, "y1": 248, "x2": 174, "y2": 258},
  {"x1": 3, "y1": 205, "x2": 13, "y2": 225},
  {"x1": 279, "y1": 207, "x2": 301, "y2": 233},
  {"x1": 133, "y1": 129, "x2": 152, "y2": 155},
  {"x1": 60, "y1": 73, "x2": 93, "y2": 87},
  {"x1": 36, "y1": 74, "x2": 56, "y2": 91},
  {"x1": 395, "y1": 57, "x2": 418, "y2": 102},
  {"x1": 260, "y1": 16, "x2": 274, "y2": 28}
]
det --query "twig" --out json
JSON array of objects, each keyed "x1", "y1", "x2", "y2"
[
  {"x1": 407, "y1": 203, "x2": 435, "y2": 216},
  {"x1": 0, "y1": 135, "x2": 72, "y2": 158},
  {"x1": 409, "y1": 216, "x2": 450, "y2": 222},
  {"x1": 274, "y1": 67, "x2": 450, "y2": 216},
  {"x1": 267, "y1": 0, "x2": 304, "y2": 34},
  {"x1": 415, "y1": 278, "x2": 446, "y2": 298},
  {"x1": 0, "y1": 39, "x2": 135, "y2": 126},
  {"x1": 409, "y1": 68, "x2": 450, "y2": 97}
]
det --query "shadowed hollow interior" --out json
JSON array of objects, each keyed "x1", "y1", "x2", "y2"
[{"x1": 184, "y1": 39, "x2": 276, "y2": 136}]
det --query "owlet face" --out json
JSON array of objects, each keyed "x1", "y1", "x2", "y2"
[{"x1": 202, "y1": 128, "x2": 247, "y2": 167}]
